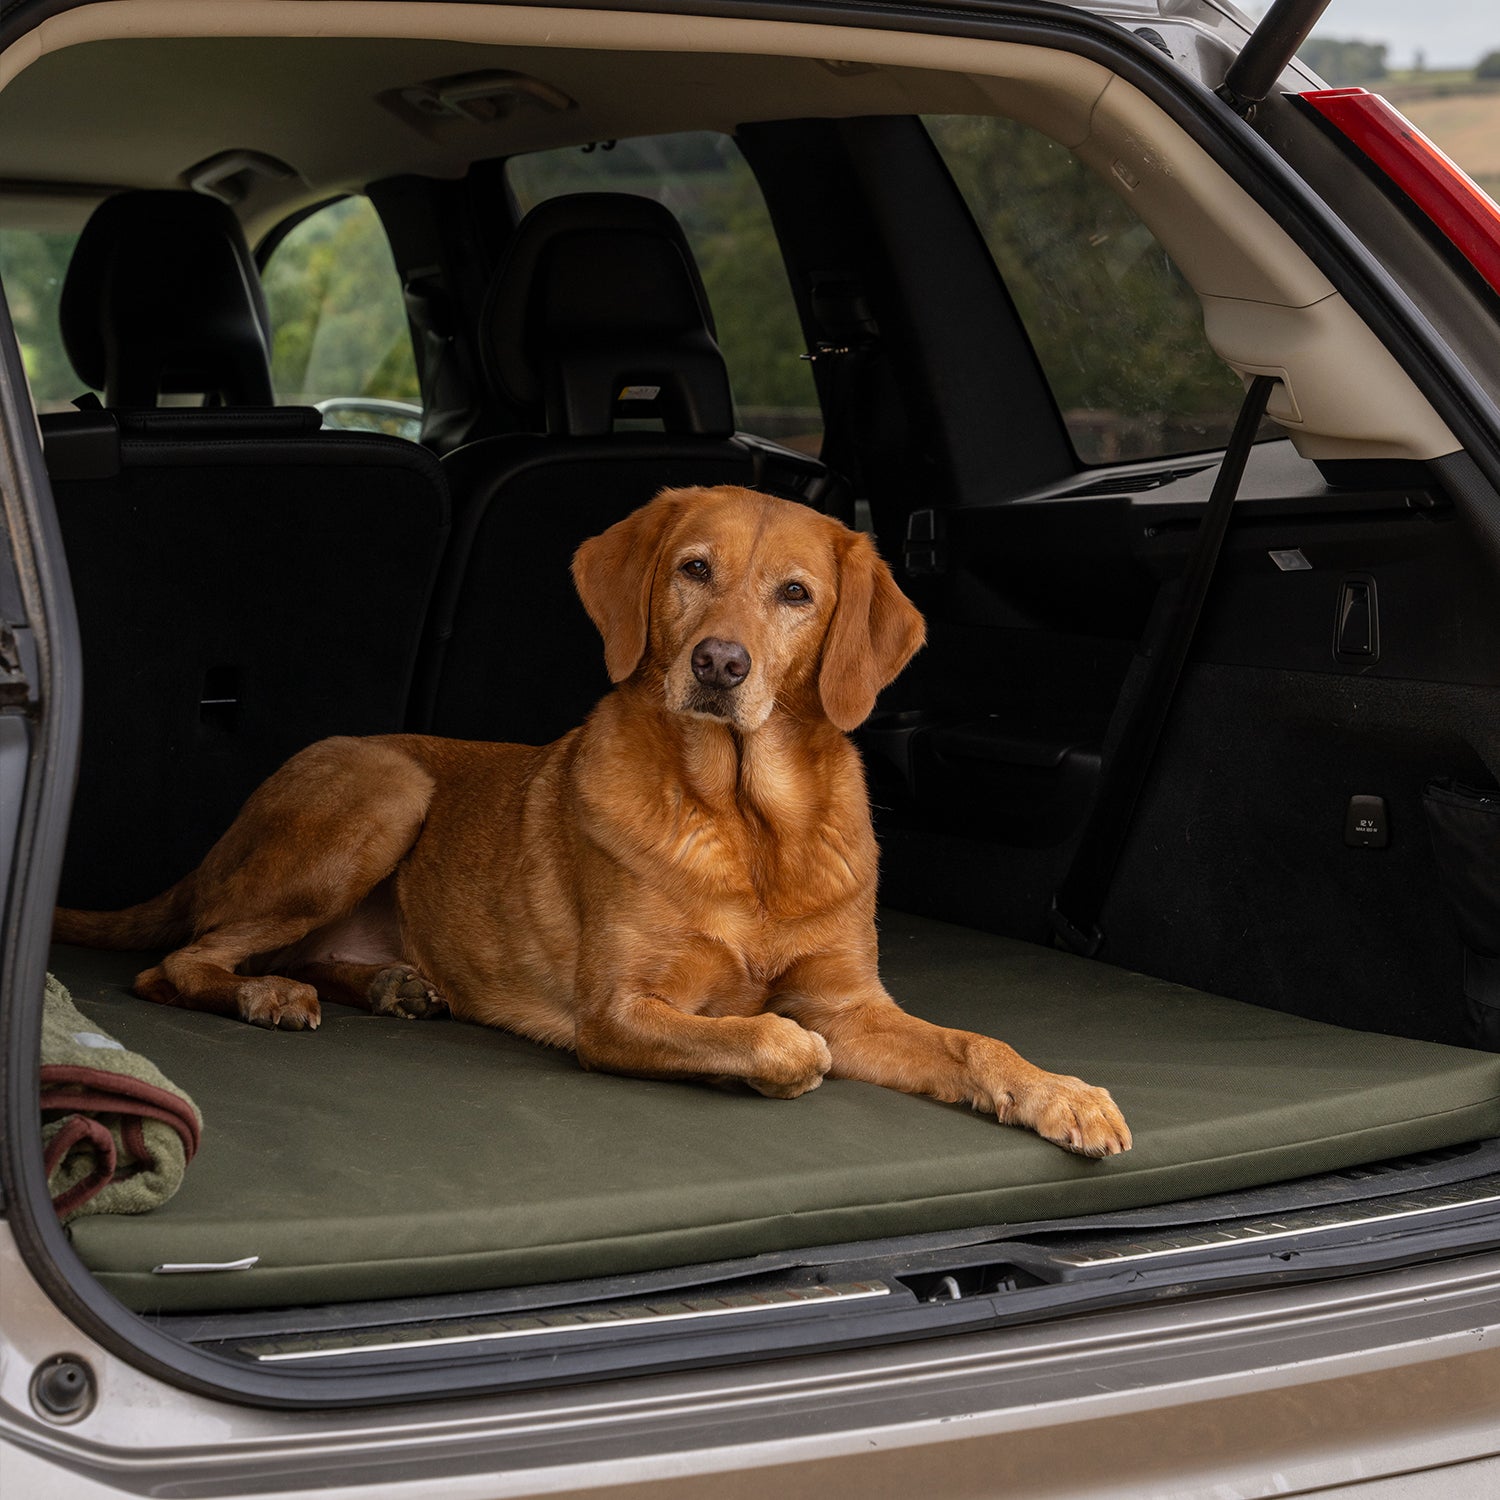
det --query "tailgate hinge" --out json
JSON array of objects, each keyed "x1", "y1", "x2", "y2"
[{"x1": 0, "y1": 621, "x2": 33, "y2": 708}]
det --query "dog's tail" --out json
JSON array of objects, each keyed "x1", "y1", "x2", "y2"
[{"x1": 53, "y1": 876, "x2": 196, "y2": 950}]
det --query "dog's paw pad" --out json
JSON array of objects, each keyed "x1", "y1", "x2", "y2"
[{"x1": 369, "y1": 965, "x2": 449, "y2": 1020}]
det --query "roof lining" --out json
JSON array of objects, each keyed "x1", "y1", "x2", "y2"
[{"x1": 0, "y1": 0, "x2": 1458, "y2": 460}]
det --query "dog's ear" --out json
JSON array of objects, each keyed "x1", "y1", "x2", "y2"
[
  {"x1": 572, "y1": 491, "x2": 683, "y2": 682},
  {"x1": 819, "y1": 531, "x2": 926, "y2": 731}
]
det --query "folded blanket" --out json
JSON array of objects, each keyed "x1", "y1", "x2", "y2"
[{"x1": 41, "y1": 974, "x2": 202, "y2": 1223}]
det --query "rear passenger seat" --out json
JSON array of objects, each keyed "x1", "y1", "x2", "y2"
[
  {"x1": 42, "y1": 190, "x2": 450, "y2": 908},
  {"x1": 418, "y1": 192, "x2": 843, "y2": 745}
]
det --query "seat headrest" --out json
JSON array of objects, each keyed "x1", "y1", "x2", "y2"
[
  {"x1": 482, "y1": 192, "x2": 734, "y2": 438},
  {"x1": 60, "y1": 190, "x2": 274, "y2": 408}
]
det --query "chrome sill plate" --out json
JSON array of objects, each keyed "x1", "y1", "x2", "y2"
[
  {"x1": 243, "y1": 1280, "x2": 891, "y2": 1363},
  {"x1": 1044, "y1": 1176, "x2": 1500, "y2": 1269}
]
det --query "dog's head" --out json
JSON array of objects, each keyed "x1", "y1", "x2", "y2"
[{"x1": 572, "y1": 486, "x2": 924, "y2": 733}]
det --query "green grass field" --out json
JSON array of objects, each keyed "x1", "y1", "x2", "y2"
[{"x1": 1387, "y1": 81, "x2": 1500, "y2": 198}]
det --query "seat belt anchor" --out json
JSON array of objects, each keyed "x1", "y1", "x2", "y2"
[{"x1": 1049, "y1": 897, "x2": 1103, "y2": 959}]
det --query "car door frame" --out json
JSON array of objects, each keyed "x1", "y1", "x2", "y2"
[{"x1": 1, "y1": 0, "x2": 1500, "y2": 1413}]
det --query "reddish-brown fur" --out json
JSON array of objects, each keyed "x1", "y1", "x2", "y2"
[{"x1": 55, "y1": 486, "x2": 1130, "y2": 1156}]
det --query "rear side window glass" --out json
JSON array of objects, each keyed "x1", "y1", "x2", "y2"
[
  {"x1": 260, "y1": 196, "x2": 422, "y2": 440},
  {"x1": 0, "y1": 228, "x2": 85, "y2": 413},
  {"x1": 507, "y1": 132, "x2": 821, "y2": 454},
  {"x1": 925, "y1": 115, "x2": 1251, "y2": 465}
]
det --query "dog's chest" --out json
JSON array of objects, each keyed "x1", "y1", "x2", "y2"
[
  {"x1": 585, "y1": 718, "x2": 875, "y2": 936},
  {"x1": 648, "y1": 774, "x2": 872, "y2": 925}
]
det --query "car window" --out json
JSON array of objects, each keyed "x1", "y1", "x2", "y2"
[
  {"x1": 925, "y1": 114, "x2": 1253, "y2": 466},
  {"x1": 260, "y1": 196, "x2": 422, "y2": 440},
  {"x1": 0, "y1": 228, "x2": 86, "y2": 413},
  {"x1": 507, "y1": 132, "x2": 822, "y2": 455}
]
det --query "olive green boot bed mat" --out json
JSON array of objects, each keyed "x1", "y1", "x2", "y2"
[{"x1": 49, "y1": 911, "x2": 1500, "y2": 1313}]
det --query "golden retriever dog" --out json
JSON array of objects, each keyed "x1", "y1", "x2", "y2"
[{"x1": 55, "y1": 486, "x2": 1130, "y2": 1156}]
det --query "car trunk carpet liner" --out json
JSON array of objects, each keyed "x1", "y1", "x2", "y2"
[{"x1": 48, "y1": 910, "x2": 1500, "y2": 1312}]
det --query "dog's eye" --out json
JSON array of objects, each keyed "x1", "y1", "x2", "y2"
[
  {"x1": 680, "y1": 559, "x2": 711, "y2": 582},
  {"x1": 781, "y1": 581, "x2": 811, "y2": 604}
]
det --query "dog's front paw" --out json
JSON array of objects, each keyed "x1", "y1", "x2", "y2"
[
  {"x1": 1013, "y1": 1073, "x2": 1131, "y2": 1157},
  {"x1": 235, "y1": 976, "x2": 321, "y2": 1031},
  {"x1": 747, "y1": 1016, "x2": 833, "y2": 1099}
]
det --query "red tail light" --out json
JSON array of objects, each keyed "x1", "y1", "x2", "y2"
[{"x1": 1297, "y1": 87, "x2": 1500, "y2": 297}]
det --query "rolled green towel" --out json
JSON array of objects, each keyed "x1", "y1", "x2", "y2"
[{"x1": 40, "y1": 974, "x2": 203, "y2": 1223}]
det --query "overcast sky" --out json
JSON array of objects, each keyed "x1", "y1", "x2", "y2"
[{"x1": 1303, "y1": 1, "x2": 1497, "y2": 69}]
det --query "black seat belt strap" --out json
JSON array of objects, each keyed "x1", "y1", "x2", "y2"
[
  {"x1": 1050, "y1": 375, "x2": 1276, "y2": 957},
  {"x1": 805, "y1": 277, "x2": 880, "y2": 502}
]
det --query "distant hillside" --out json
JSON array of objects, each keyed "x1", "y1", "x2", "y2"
[
  {"x1": 1386, "y1": 82, "x2": 1500, "y2": 198},
  {"x1": 1298, "y1": 36, "x2": 1499, "y2": 199}
]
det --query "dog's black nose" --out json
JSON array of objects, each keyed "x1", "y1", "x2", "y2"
[{"x1": 691, "y1": 637, "x2": 751, "y2": 688}]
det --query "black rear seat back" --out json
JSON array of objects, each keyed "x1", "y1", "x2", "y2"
[
  {"x1": 60, "y1": 189, "x2": 275, "y2": 409},
  {"x1": 44, "y1": 190, "x2": 450, "y2": 908},
  {"x1": 45, "y1": 407, "x2": 450, "y2": 909},
  {"x1": 423, "y1": 192, "x2": 837, "y2": 745}
]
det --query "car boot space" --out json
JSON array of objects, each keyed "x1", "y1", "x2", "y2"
[
  {"x1": 5, "y1": 24, "x2": 1500, "y2": 1422},
  {"x1": 48, "y1": 911, "x2": 1500, "y2": 1314}
]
